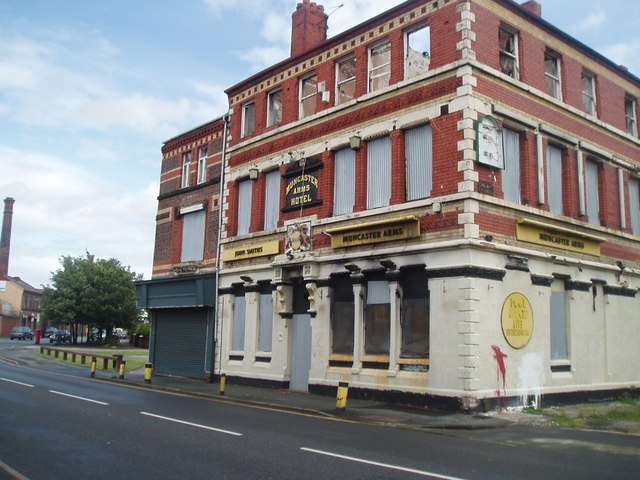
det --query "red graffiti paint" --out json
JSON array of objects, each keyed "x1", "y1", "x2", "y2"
[{"x1": 491, "y1": 345, "x2": 508, "y2": 392}]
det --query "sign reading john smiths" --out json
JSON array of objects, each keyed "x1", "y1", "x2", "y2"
[{"x1": 283, "y1": 157, "x2": 322, "y2": 211}]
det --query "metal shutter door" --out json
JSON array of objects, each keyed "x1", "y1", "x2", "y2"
[{"x1": 154, "y1": 309, "x2": 208, "y2": 378}]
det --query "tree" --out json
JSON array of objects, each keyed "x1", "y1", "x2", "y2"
[{"x1": 42, "y1": 252, "x2": 140, "y2": 344}]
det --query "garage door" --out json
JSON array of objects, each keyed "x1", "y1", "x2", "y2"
[{"x1": 153, "y1": 308, "x2": 211, "y2": 378}]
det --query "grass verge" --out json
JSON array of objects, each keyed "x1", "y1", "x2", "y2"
[
  {"x1": 524, "y1": 393, "x2": 640, "y2": 428},
  {"x1": 34, "y1": 349, "x2": 148, "y2": 372}
]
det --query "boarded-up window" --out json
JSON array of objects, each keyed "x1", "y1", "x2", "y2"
[
  {"x1": 180, "y1": 209, "x2": 205, "y2": 262},
  {"x1": 502, "y1": 128, "x2": 521, "y2": 204},
  {"x1": 334, "y1": 148, "x2": 355, "y2": 215},
  {"x1": 258, "y1": 287, "x2": 273, "y2": 353},
  {"x1": 547, "y1": 145, "x2": 563, "y2": 215},
  {"x1": 237, "y1": 179, "x2": 253, "y2": 235},
  {"x1": 405, "y1": 124, "x2": 433, "y2": 201},
  {"x1": 232, "y1": 293, "x2": 246, "y2": 352},
  {"x1": 630, "y1": 177, "x2": 640, "y2": 235},
  {"x1": 364, "y1": 280, "x2": 390, "y2": 355},
  {"x1": 550, "y1": 289, "x2": 568, "y2": 360},
  {"x1": 401, "y1": 270, "x2": 429, "y2": 357},
  {"x1": 264, "y1": 170, "x2": 280, "y2": 230},
  {"x1": 585, "y1": 158, "x2": 600, "y2": 225},
  {"x1": 367, "y1": 136, "x2": 391, "y2": 209},
  {"x1": 331, "y1": 275, "x2": 354, "y2": 354}
]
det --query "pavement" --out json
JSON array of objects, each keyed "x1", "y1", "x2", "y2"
[{"x1": 1, "y1": 342, "x2": 629, "y2": 433}]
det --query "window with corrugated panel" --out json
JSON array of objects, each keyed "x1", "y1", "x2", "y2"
[
  {"x1": 334, "y1": 148, "x2": 355, "y2": 215},
  {"x1": 366, "y1": 136, "x2": 391, "y2": 209},
  {"x1": 405, "y1": 124, "x2": 432, "y2": 201}
]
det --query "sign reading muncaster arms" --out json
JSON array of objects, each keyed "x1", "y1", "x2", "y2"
[
  {"x1": 516, "y1": 218, "x2": 604, "y2": 256},
  {"x1": 326, "y1": 216, "x2": 420, "y2": 248}
]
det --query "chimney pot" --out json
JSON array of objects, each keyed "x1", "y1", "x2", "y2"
[
  {"x1": 291, "y1": 0, "x2": 328, "y2": 57},
  {"x1": 521, "y1": 0, "x2": 542, "y2": 17}
]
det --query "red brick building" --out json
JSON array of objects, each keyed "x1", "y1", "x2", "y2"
[
  {"x1": 141, "y1": 0, "x2": 640, "y2": 410},
  {"x1": 136, "y1": 118, "x2": 226, "y2": 378},
  {"x1": 215, "y1": 0, "x2": 640, "y2": 410}
]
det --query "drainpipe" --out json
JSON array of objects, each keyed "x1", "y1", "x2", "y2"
[{"x1": 209, "y1": 112, "x2": 230, "y2": 379}]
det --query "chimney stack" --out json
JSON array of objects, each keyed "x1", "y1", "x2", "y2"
[
  {"x1": 520, "y1": 0, "x2": 542, "y2": 17},
  {"x1": 0, "y1": 197, "x2": 15, "y2": 277},
  {"x1": 291, "y1": 0, "x2": 328, "y2": 57}
]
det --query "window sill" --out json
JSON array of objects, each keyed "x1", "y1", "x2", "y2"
[
  {"x1": 398, "y1": 357, "x2": 429, "y2": 366},
  {"x1": 550, "y1": 361, "x2": 571, "y2": 373}
]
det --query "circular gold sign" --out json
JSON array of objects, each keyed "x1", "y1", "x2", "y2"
[{"x1": 501, "y1": 293, "x2": 533, "y2": 349}]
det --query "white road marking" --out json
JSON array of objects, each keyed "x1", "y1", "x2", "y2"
[
  {"x1": 0, "y1": 458, "x2": 32, "y2": 480},
  {"x1": 140, "y1": 411, "x2": 243, "y2": 436},
  {"x1": 0, "y1": 378, "x2": 34, "y2": 388},
  {"x1": 49, "y1": 390, "x2": 109, "y2": 405},
  {"x1": 301, "y1": 447, "x2": 470, "y2": 480}
]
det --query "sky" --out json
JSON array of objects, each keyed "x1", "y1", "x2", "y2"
[{"x1": 1, "y1": 0, "x2": 639, "y2": 289}]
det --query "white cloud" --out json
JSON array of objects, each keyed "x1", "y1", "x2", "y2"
[
  {"x1": 0, "y1": 28, "x2": 221, "y2": 137},
  {"x1": 0, "y1": 145, "x2": 157, "y2": 287},
  {"x1": 570, "y1": 10, "x2": 606, "y2": 33},
  {"x1": 600, "y1": 40, "x2": 640, "y2": 76},
  {"x1": 261, "y1": 12, "x2": 291, "y2": 44},
  {"x1": 238, "y1": 46, "x2": 290, "y2": 72}
]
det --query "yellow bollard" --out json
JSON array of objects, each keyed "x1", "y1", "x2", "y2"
[
  {"x1": 119, "y1": 360, "x2": 126, "y2": 380},
  {"x1": 144, "y1": 363, "x2": 153, "y2": 384},
  {"x1": 335, "y1": 381, "x2": 349, "y2": 413},
  {"x1": 219, "y1": 374, "x2": 226, "y2": 395},
  {"x1": 90, "y1": 357, "x2": 97, "y2": 378}
]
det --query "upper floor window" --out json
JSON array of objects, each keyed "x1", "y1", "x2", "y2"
[
  {"x1": 499, "y1": 26, "x2": 519, "y2": 79},
  {"x1": 336, "y1": 56, "x2": 356, "y2": 105},
  {"x1": 181, "y1": 152, "x2": 191, "y2": 188},
  {"x1": 367, "y1": 136, "x2": 392, "y2": 209},
  {"x1": 585, "y1": 157, "x2": 600, "y2": 225},
  {"x1": 241, "y1": 101, "x2": 255, "y2": 137},
  {"x1": 405, "y1": 24, "x2": 430, "y2": 79},
  {"x1": 267, "y1": 89, "x2": 282, "y2": 127},
  {"x1": 546, "y1": 144, "x2": 564, "y2": 215},
  {"x1": 180, "y1": 207, "x2": 205, "y2": 262},
  {"x1": 625, "y1": 95, "x2": 637, "y2": 136},
  {"x1": 582, "y1": 70, "x2": 597, "y2": 116},
  {"x1": 368, "y1": 40, "x2": 391, "y2": 92},
  {"x1": 237, "y1": 179, "x2": 253, "y2": 235},
  {"x1": 545, "y1": 50, "x2": 562, "y2": 99},
  {"x1": 405, "y1": 124, "x2": 433, "y2": 201},
  {"x1": 502, "y1": 128, "x2": 521, "y2": 204},
  {"x1": 299, "y1": 73, "x2": 318, "y2": 119},
  {"x1": 630, "y1": 177, "x2": 640, "y2": 235},
  {"x1": 263, "y1": 170, "x2": 280, "y2": 230},
  {"x1": 334, "y1": 148, "x2": 356, "y2": 215},
  {"x1": 197, "y1": 146, "x2": 207, "y2": 184}
]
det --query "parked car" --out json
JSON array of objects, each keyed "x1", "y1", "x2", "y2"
[
  {"x1": 49, "y1": 330, "x2": 71, "y2": 344},
  {"x1": 10, "y1": 326, "x2": 34, "y2": 340},
  {"x1": 43, "y1": 327, "x2": 57, "y2": 338}
]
